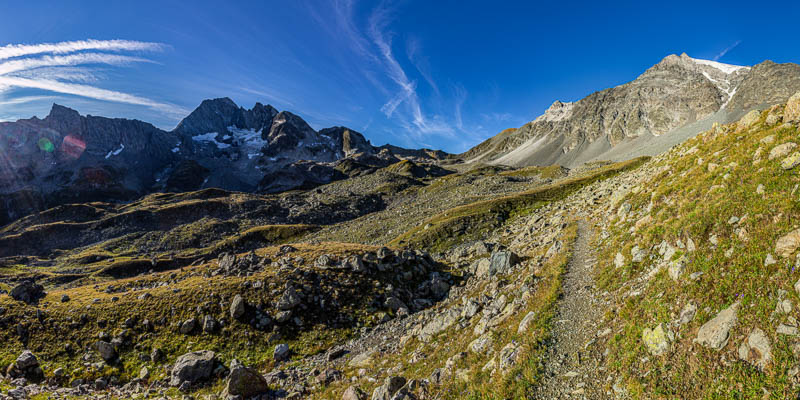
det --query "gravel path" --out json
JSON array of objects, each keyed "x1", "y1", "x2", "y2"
[{"x1": 533, "y1": 220, "x2": 607, "y2": 399}]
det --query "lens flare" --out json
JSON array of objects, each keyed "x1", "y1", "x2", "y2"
[
  {"x1": 37, "y1": 137, "x2": 54, "y2": 152},
  {"x1": 61, "y1": 134, "x2": 86, "y2": 159}
]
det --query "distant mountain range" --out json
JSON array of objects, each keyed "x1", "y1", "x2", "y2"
[
  {"x1": 3, "y1": 54, "x2": 800, "y2": 227},
  {"x1": 462, "y1": 54, "x2": 800, "y2": 167},
  {"x1": 0, "y1": 98, "x2": 447, "y2": 225}
]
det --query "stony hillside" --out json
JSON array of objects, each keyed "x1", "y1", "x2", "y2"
[{"x1": 464, "y1": 54, "x2": 800, "y2": 168}]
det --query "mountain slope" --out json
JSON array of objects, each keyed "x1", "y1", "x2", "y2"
[{"x1": 464, "y1": 54, "x2": 800, "y2": 168}]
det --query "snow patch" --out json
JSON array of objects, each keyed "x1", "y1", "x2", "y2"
[
  {"x1": 691, "y1": 58, "x2": 749, "y2": 75},
  {"x1": 192, "y1": 132, "x2": 231, "y2": 149},
  {"x1": 105, "y1": 143, "x2": 124, "y2": 159}
]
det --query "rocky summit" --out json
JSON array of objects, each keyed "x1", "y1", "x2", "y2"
[{"x1": 2, "y1": 58, "x2": 800, "y2": 400}]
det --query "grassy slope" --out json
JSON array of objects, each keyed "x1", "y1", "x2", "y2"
[
  {"x1": 389, "y1": 157, "x2": 649, "y2": 253},
  {"x1": 596, "y1": 106, "x2": 800, "y2": 398}
]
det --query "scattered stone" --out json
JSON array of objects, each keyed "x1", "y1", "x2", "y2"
[
  {"x1": 342, "y1": 385, "x2": 367, "y2": 400},
  {"x1": 678, "y1": 302, "x2": 697, "y2": 325},
  {"x1": 277, "y1": 287, "x2": 302, "y2": 310},
  {"x1": 777, "y1": 324, "x2": 799, "y2": 336},
  {"x1": 695, "y1": 302, "x2": 739, "y2": 350},
  {"x1": 224, "y1": 359, "x2": 269, "y2": 398},
  {"x1": 757, "y1": 184, "x2": 765, "y2": 194},
  {"x1": 782, "y1": 152, "x2": 800, "y2": 170},
  {"x1": 230, "y1": 294, "x2": 246, "y2": 319},
  {"x1": 488, "y1": 250, "x2": 519, "y2": 276},
  {"x1": 738, "y1": 110, "x2": 761, "y2": 129},
  {"x1": 60, "y1": 294, "x2": 70, "y2": 302},
  {"x1": 642, "y1": 323, "x2": 672, "y2": 356},
  {"x1": 95, "y1": 341, "x2": 117, "y2": 362},
  {"x1": 9, "y1": 280, "x2": 46, "y2": 304},
  {"x1": 371, "y1": 376, "x2": 406, "y2": 400},
  {"x1": 517, "y1": 311, "x2": 536, "y2": 334},
  {"x1": 765, "y1": 254, "x2": 777, "y2": 266},
  {"x1": 631, "y1": 246, "x2": 647, "y2": 263},
  {"x1": 738, "y1": 327, "x2": 772, "y2": 370},
  {"x1": 786, "y1": 91, "x2": 800, "y2": 122},
  {"x1": 769, "y1": 142, "x2": 797, "y2": 160},
  {"x1": 180, "y1": 318, "x2": 197, "y2": 334},
  {"x1": 274, "y1": 344, "x2": 290, "y2": 362},
  {"x1": 776, "y1": 229, "x2": 800, "y2": 258},
  {"x1": 614, "y1": 252, "x2": 625, "y2": 268},
  {"x1": 170, "y1": 350, "x2": 217, "y2": 387}
]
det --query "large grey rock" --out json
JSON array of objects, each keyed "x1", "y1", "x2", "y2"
[
  {"x1": 786, "y1": 91, "x2": 800, "y2": 122},
  {"x1": 9, "y1": 281, "x2": 45, "y2": 304},
  {"x1": 274, "y1": 343, "x2": 290, "y2": 361},
  {"x1": 15, "y1": 350, "x2": 39, "y2": 370},
  {"x1": 170, "y1": 350, "x2": 217, "y2": 386},
  {"x1": 488, "y1": 250, "x2": 519, "y2": 276},
  {"x1": 223, "y1": 359, "x2": 269, "y2": 398},
  {"x1": 695, "y1": 302, "x2": 739, "y2": 350},
  {"x1": 343, "y1": 385, "x2": 368, "y2": 400},
  {"x1": 95, "y1": 341, "x2": 117, "y2": 362},
  {"x1": 277, "y1": 287, "x2": 302, "y2": 310},
  {"x1": 230, "y1": 294, "x2": 246, "y2": 319},
  {"x1": 371, "y1": 376, "x2": 406, "y2": 400}
]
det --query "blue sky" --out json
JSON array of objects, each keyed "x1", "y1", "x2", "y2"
[{"x1": 0, "y1": 1, "x2": 799, "y2": 153}]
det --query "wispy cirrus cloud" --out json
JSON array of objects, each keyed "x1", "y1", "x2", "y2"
[
  {"x1": 0, "y1": 39, "x2": 186, "y2": 116},
  {"x1": 713, "y1": 40, "x2": 741, "y2": 61},
  {"x1": 366, "y1": 2, "x2": 455, "y2": 140}
]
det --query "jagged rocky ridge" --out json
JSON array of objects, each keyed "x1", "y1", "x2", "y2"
[
  {"x1": 464, "y1": 54, "x2": 800, "y2": 167},
  {"x1": 0, "y1": 98, "x2": 447, "y2": 225}
]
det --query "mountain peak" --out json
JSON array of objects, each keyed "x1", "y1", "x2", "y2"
[{"x1": 46, "y1": 104, "x2": 81, "y2": 121}]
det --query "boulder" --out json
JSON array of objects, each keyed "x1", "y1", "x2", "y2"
[
  {"x1": 786, "y1": 91, "x2": 800, "y2": 122},
  {"x1": 695, "y1": 302, "x2": 739, "y2": 350},
  {"x1": 738, "y1": 110, "x2": 761, "y2": 129},
  {"x1": 517, "y1": 311, "x2": 536, "y2": 334},
  {"x1": 15, "y1": 350, "x2": 39, "y2": 370},
  {"x1": 180, "y1": 318, "x2": 197, "y2": 334},
  {"x1": 274, "y1": 343, "x2": 290, "y2": 361},
  {"x1": 776, "y1": 229, "x2": 800, "y2": 258},
  {"x1": 230, "y1": 294, "x2": 246, "y2": 319},
  {"x1": 488, "y1": 250, "x2": 519, "y2": 276},
  {"x1": 783, "y1": 152, "x2": 800, "y2": 170},
  {"x1": 371, "y1": 376, "x2": 406, "y2": 400},
  {"x1": 642, "y1": 323, "x2": 672, "y2": 355},
  {"x1": 737, "y1": 327, "x2": 772, "y2": 370},
  {"x1": 9, "y1": 280, "x2": 46, "y2": 304},
  {"x1": 95, "y1": 341, "x2": 117, "y2": 362},
  {"x1": 170, "y1": 350, "x2": 217, "y2": 387},
  {"x1": 224, "y1": 359, "x2": 269, "y2": 398},
  {"x1": 277, "y1": 287, "x2": 302, "y2": 310},
  {"x1": 768, "y1": 142, "x2": 797, "y2": 160},
  {"x1": 342, "y1": 385, "x2": 368, "y2": 400}
]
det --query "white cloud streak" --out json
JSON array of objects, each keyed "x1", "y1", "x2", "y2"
[
  {"x1": 367, "y1": 3, "x2": 454, "y2": 139},
  {"x1": 713, "y1": 40, "x2": 741, "y2": 61},
  {"x1": 0, "y1": 39, "x2": 185, "y2": 117},
  {"x1": 0, "y1": 39, "x2": 165, "y2": 60}
]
